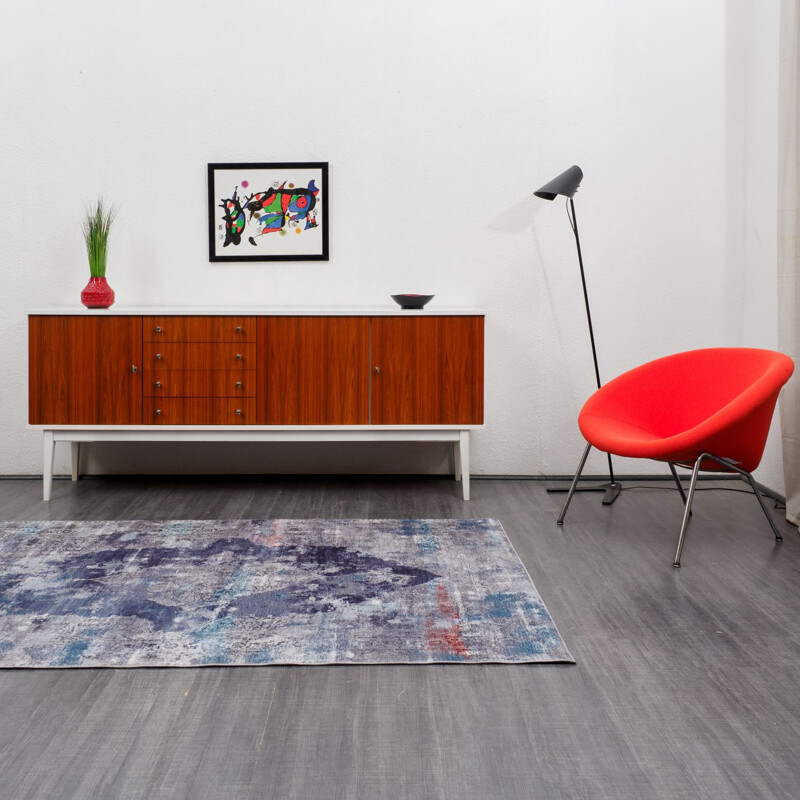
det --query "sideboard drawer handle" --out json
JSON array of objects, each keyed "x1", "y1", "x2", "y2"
[
  {"x1": 155, "y1": 381, "x2": 162, "y2": 388},
  {"x1": 155, "y1": 353, "x2": 162, "y2": 360},
  {"x1": 236, "y1": 326, "x2": 243, "y2": 334},
  {"x1": 236, "y1": 353, "x2": 243, "y2": 361},
  {"x1": 155, "y1": 326, "x2": 162, "y2": 333},
  {"x1": 235, "y1": 381, "x2": 243, "y2": 389},
  {"x1": 155, "y1": 409, "x2": 162, "y2": 416},
  {"x1": 235, "y1": 409, "x2": 243, "y2": 416}
]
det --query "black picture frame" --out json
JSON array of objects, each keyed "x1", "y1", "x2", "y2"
[{"x1": 208, "y1": 162, "x2": 329, "y2": 262}]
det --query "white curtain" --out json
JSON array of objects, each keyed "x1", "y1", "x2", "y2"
[{"x1": 779, "y1": 0, "x2": 800, "y2": 525}]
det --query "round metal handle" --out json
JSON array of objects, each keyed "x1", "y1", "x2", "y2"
[
  {"x1": 155, "y1": 326, "x2": 162, "y2": 333},
  {"x1": 155, "y1": 381, "x2": 162, "y2": 388},
  {"x1": 236, "y1": 353, "x2": 243, "y2": 360},
  {"x1": 235, "y1": 381, "x2": 243, "y2": 388},
  {"x1": 155, "y1": 353, "x2": 162, "y2": 360},
  {"x1": 374, "y1": 367, "x2": 381, "y2": 374},
  {"x1": 235, "y1": 409, "x2": 242, "y2": 416},
  {"x1": 235, "y1": 326, "x2": 243, "y2": 334},
  {"x1": 155, "y1": 409, "x2": 162, "y2": 416}
]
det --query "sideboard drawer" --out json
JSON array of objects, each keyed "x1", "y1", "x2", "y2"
[
  {"x1": 144, "y1": 398, "x2": 256, "y2": 424},
  {"x1": 143, "y1": 369, "x2": 255, "y2": 398},
  {"x1": 143, "y1": 343, "x2": 256, "y2": 370},
  {"x1": 143, "y1": 316, "x2": 256, "y2": 343}
]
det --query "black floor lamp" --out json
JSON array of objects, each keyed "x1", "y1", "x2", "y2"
[{"x1": 534, "y1": 165, "x2": 621, "y2": 505}]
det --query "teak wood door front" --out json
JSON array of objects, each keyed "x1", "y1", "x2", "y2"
[
  {"x1": 29, "y1": 316, "x2": 142, "y2": 424},
  {"x1": 257, "y1": 316, "x2": 370, "y2": 424},
  {"x1": 371, "y1": 316, "x2": 484, "y2": 424}
]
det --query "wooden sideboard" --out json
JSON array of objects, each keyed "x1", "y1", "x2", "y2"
[{"x1": 29, "y1": 309, "x2": 484, "y2": 501}]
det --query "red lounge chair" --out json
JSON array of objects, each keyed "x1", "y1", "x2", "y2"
[{"x1": 557, "y1": 348, "x2": 795, "y2": 566}]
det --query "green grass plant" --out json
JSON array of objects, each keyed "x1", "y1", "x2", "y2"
[{"x1": 82, "y1": 199, "x2": 117, "y2": 278}]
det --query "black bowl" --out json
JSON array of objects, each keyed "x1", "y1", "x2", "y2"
[{"x1": 391, "y1": 294, "x2": 434, "y2": 310}]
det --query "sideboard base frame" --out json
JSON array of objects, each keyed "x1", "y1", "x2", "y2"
[{"x1": 38, "y1": 426, "x2": 476, "y2": 502}]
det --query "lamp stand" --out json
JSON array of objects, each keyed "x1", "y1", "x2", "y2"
[{"x1": 546, "y1": 197, "x2": 621, "y2": 505}]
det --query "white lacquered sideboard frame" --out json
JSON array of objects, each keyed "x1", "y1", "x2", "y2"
[{"x1": 36, "y1": 425, "x2": 478, "y2": 503}]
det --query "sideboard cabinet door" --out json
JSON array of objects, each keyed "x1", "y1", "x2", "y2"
[
  {"x1": 29, "y1": 316, "x2": 143, "y2": 424},
  {"x1": 257, "y1": 316, "x2": 370, "y2": 424},
  {"x1": 371, "y1": 316, "x2": 484, "y2": 425}
]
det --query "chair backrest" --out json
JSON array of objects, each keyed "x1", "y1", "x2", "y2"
[{"x1": 579, "y1": 348, "x2": 794, "y2": 470}]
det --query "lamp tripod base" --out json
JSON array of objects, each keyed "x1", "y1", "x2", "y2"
[{"x1": 546, "y1": 482, "x2": 622, "y2": 505}]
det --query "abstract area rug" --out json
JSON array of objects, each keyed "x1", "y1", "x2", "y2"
[{"x1": 0, "y1": 519, "x2": 574, "y2": 667}]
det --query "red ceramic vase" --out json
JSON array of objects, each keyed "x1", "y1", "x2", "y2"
[{"x1": 80, "y1": 277, "x2": 115, "y2": 309}]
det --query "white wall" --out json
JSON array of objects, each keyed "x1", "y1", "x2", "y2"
[
  {"x1": 727, "y1": 0, "x2": 784, "y2": 493},
  {"x1": 0, "y1": 0, "x2": 785, "y2": 487}
]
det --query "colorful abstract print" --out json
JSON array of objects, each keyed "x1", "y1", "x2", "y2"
[
  {"x1": 219, "y1": 179, "x2": 320, "y2": 249},
  {"x1": 0, "y1": 519, "x2": 573, "y2": 667}
]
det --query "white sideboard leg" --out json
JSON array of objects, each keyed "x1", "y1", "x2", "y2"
[
  {"x1": 43, "y1": 431, "x2": 55, "y2": 502},
  {"x1": 71, "y1": 442, "x2": 80, "y2": 482},
  {"x1": 453, "y1": 441, "x2": 462, "y2": 482},
  {"x1": 459, "y1": 430, "x2": 470, "y2": 501}
]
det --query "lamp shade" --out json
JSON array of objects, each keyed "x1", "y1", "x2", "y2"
[{"x1": 534, "y1": 165, "x2": 584, "y2": 200}]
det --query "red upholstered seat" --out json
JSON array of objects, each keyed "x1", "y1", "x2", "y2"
[
  {"x1": 559, "y1": 348, "x2": 794, "y2": 566},
  {"x1": 578, "y1": 348, "x2": 793, "y2": 472}
]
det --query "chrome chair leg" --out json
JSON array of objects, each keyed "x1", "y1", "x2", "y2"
[
  {"x1": 558, "y1": 443, "x2": 592, "y2": 525},
  {"x1": 743, "y1": 473, "x2": 783, "y2": 542},
  {"x1": 702, "y1": 454, "x2": 783, "y2": 542},
  {"x1": 673, "y1": 454, "x2": 704, "y2": 568},
  {"x1": 672, "y1": 452, "x2": 784, "y2": 567},
  {"x1": 668, "y1": 462, "x2": 689, "y2": 506}
]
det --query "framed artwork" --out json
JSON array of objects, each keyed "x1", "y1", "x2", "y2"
[{"x1": 208, "y1": 162, "x2": 328, "y2": 262}]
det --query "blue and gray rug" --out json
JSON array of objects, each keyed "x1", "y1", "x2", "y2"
[{"x1": 0, "y1": 519, "x2": 573, "y2": 667}]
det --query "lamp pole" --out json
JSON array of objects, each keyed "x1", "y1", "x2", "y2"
[{"x1": 569, "y1": 197, "x2": 616, "y2": 490}]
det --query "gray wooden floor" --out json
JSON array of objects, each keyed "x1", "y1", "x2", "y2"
[{"x1": 1, "y1": 475, "x2": 799, "y2": 799}]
